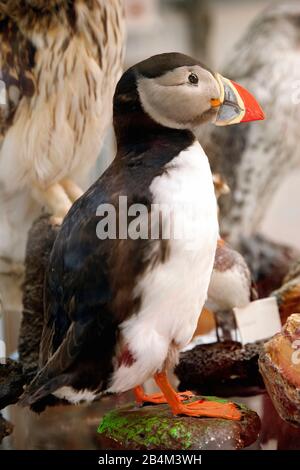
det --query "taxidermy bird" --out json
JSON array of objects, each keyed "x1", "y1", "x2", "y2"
[
  {"x1": 20, "y1": 52, "x2": 264, "y2": 420},
  {"x1": 212, "y1": 173, "x2": 230, "y2": 200},
  {"x1": 205, "y1": 239, "x2": 257, "y2": 341},
  {"x1": 0, "y1": 0, "x2": 125, "y2": 271},
  {"x1": 200, "y1": 1, "x2": 300, "y2": 246}
]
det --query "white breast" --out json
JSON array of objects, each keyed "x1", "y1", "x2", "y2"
[
  {"x1": 109, "y1": 140, "x2": 219, "y2": 393},
  {"x1": 207, "y1": 267, "x2": 251, "y2": 312}
]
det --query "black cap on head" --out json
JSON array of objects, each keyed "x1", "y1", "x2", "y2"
[
  {"x1": 136, "y1": 52, "x2": 203, "y2": 79},
  {"x1": 114, "y1": 52, "x2": 211, "y2": 108}
]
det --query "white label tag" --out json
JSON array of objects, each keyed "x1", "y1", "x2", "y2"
[{"x1": 234, "y1": 297, "x2": 282, "y2": 345}]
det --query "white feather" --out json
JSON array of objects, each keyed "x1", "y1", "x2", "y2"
[
  {"x1": 54, "y1": 386, "x2": 98, "y2": 404},
  {"x1": 206, "y1": 266, "x2": 250, "y2": 312}
]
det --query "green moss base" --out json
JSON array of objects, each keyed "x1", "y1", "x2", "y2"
[{"x1": 97, "y1": 396, "x2": 260, "y2": 450}]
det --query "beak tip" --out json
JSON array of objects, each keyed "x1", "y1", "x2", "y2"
[
  {"x1": 241, "y1": 107, "x2": 265, "y2": 123},
  {"x1": 230, "y1": 80, "x2": 265, "y2": 124},
  {"x1": 215, "y1": 75, "x2": 265, "y2": 126}
]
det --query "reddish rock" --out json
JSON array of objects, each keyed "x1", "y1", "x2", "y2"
[
  {"x1": 272, "y1": 261, "x2": 300, "y2": 325},
  {"x1": 259, "y1": 314, "x2": 300, "y2": 426}
]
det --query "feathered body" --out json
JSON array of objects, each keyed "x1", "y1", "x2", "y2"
[
  {"x1": 35, "y1": 138, "x2": 218, "y2": 404},
  {"x1": 20, "y1": 53, "x2": 263, "y2": 414},
  {"x1": 200, "y1": 1, "x2": 300, "y2": 245},
  {"x1": 0, "y1": 0, "x2": 125, "y2": 267}
]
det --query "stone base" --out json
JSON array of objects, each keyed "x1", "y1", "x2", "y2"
[
  {"x1": 260, "y1": 355, "x2": 300, "y2": 427},
  {"x1": 0, "y1": 359, "x2": 26, "y2": 410},
  {"x1": 97, "y1": 397, "x2": 260, "y2": 450},
  {"x1": 176, "y1": 341, "x2": 264, "y2": 395}
]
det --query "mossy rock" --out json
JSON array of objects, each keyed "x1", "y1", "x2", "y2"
[{"x1": 97, "y1": 396, "x2": 260, "y2": 450}]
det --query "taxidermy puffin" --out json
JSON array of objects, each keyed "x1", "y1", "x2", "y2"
[
  {"x1": 21, "y1": 53, "x2": 264, "y2": 420},
  {"x1": 206, "y1": 239, "x2": 257, "y2": 341}
]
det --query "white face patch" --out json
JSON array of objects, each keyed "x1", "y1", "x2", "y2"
[{"x1": 137, "y1": 66, "x2": 220, "y2": 130}]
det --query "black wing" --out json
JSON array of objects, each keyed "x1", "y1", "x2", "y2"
[
  {"x1": 20, "y1": 194, "x2": 114, "y2": 405},
  {"x1": 20, "y1": 160, "x2": 155, "y2": 406}
]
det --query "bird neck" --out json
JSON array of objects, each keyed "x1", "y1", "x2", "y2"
[{"x1": 113, "y1": 89, "x2": 194, "y2": 158}]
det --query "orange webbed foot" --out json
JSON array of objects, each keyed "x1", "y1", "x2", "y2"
[
  {"x1": 154, "y1": 371, "x2": 242, "y2": 421},
  {"x1": 172, "y1": 399, "x2": 242, "y2": 421}
]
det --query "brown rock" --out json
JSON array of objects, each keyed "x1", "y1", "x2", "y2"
[
  {"x1": 0, "y1": 359, "x2": 26, "y2": 410},
  {"x1": 272, "y1": 261, "x2": 300, "y2": 325},
  {"x1": 19, "y1": 215, "x2": 59, "y2": 376},
  {"x1": 259, "y1": 314, "x2": 300, "y2": 426},
  {"x1": 97, "y1": 398, "x2": 260, "y2": 450},
  {"x1": 0, "y1": 413, "x2": 13, "y2": 443},
  {"x1": 176, "y1": 341, "x2": 264, "y2": 396}
]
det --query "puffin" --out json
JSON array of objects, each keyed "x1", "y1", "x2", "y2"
[
  {"x1": 20, "y1": 53, "x2": 264, "y2": 420},
  {"x1": 206, "y1": 239, "x2": 258, "y2": 341}
]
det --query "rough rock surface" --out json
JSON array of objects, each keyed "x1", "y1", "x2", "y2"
[
  {"x1": 272, "y1": 261, "x2": 300, "y2": 325},
  {"x1": 0, "y1": 359, "x2": 26, "y2": 410},
  {"x1": 0, "y1": 412, "x2": 13, "y2": 443},
  {"x1": 259, "y1": 314, "x2": 300, "y2": 427},
  {"x1": 97, "y1": 397, "x2": 261, "y2": 450},
  {"x1": 176, "y1": 341, "x2": 264, "y2": 395},
  {"x1": 19, "y1": 215, "x2": 59, "y2": 376}
]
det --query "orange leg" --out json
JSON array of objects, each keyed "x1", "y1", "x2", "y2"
[
  {"x1": 134, "y1": 385, "x2": 194, "y2": 406},
  {"x1": 154, "y1": 371, "x2": 241, "y2": 421}
]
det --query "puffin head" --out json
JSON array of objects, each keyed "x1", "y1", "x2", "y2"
[{"x1": 114, "y1": 52, "x2": 264, "y2": 134}]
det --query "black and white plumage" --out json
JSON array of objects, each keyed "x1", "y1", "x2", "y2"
[
  {"x1": 200, "y1": 1, "x2": 300, "y2": 246},
  {"x1": 20, "y1": 53, "x2": 263, "y2": 419},
  {"x1": 0, "y1": 0, "x2": 125, "y2": 270}
]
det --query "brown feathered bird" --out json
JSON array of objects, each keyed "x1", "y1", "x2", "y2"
[{"x1": 0, "y1": 0, "x2": 125, "y2": 270}]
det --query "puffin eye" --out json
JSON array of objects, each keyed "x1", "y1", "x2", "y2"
[{"x1": 188, "y1": 73, "x2": 199, "y2": 85}]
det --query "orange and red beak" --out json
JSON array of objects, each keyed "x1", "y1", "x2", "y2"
[{"x1": 212, "y1": 74, "x2": 265, "y2": 126}]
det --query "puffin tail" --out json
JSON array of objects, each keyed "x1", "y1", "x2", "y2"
[{"x1": 19, "y1": 371, "x2": 72, "y2": 407}]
